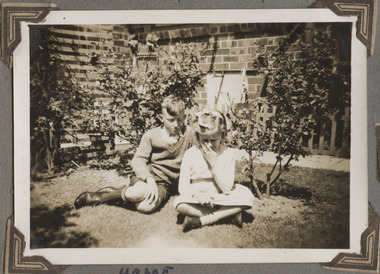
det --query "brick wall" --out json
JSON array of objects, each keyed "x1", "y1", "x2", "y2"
[
  {"x1": 127, "y1": 23, "x2": 289, "y2": 106},
  {"x1": 47, "y1": 23, "x2": 291, "y2": 107},
  {"x1": 48, "y1": 24, "x2": 132, "y2": 89},
  {"x1": 46, "y1": 23, "x2": 344, "y2": 108}
]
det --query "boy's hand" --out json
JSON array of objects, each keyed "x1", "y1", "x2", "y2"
[
  {"x1": 200, "y1": 143, "x2": 218, "y2": 169},
  {"x1": 144, "y1": 177, "x2": 158, "y2": 204}
]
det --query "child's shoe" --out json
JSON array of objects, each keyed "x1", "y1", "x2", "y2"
[
  {"x1": 177, "y1": 213, "x2": 186, "y2": 225},
  {"x1": 74, "y1": 186, "x2": 125, "y2": 209},
  {"x1": 183, "y1": 216, "x2": 201, "y2": 232},
  {"x1": 231, "y1": 212, "x2": 243, "y2": 228}
]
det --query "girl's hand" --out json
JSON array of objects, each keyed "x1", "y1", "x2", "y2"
[
  {"x1": 193, "y1": 192, "x2": 214, "y2": 207},
  {"x1": 200, "y1": 143, "x2": 218, "y2": 169}
]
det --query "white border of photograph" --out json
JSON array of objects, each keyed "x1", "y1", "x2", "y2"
[{"x1": 14, "y1": 9, "x2": 367, "y2": 264}]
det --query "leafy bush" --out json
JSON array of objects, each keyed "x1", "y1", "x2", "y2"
[
  {"x1": 30, "y1": 29, "x2": 204, "y2": 176},
  {"x1": 81, "y1": 40, "x2": 204, "y2": 152},
  {"x1": 229, "y1": 24, "x2": 350, "y2": 198}
]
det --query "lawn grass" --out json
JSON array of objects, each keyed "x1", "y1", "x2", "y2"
[{"x1": 30, "y1": 164, "x2": 349, "y2": 249}]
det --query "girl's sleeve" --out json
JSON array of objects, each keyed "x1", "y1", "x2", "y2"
[{"x1": 178, "y1": 149, "x2": 195, "y2": 196}]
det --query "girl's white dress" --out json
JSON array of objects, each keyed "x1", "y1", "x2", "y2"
[{"x1": 173, "y1": 146, "x2": 255, "y2": 208}]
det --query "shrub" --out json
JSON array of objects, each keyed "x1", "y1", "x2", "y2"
[
  {"x1": 229, "y1": 24, "x2": 350, "y2": 198},
  {"x1": 81, "y1": 40, "x2": 204, "y2": 153}
]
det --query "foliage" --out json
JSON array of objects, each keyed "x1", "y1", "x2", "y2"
[
  {"x1": 81, "y1": 41, "x2": 204, "y2": 152},
  {"x1": 30, "y1": 27, "x2": 204, "y2": 175},
  {"x1": 30, "y1": 27, "x2": 93, "y2": 177},
  {"x1": 228, "y1": 101, "x2": 272, "y2": 199},
  {"x1": 229, "y1": 25, "x2": 350, "y2": 198}
]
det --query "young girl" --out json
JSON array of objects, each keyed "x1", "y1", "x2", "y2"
[{"x1": 173, "y1": 109, "x2": 255, "y2": 232}]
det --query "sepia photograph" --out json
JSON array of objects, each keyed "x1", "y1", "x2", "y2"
[{"x1": 12, "y1": 9, "x2": 367, "y2": 265}]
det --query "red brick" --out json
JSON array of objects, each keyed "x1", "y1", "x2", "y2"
[
  {"x1": 248, "y1": 46, "x2": 260, "y2": 55},
  {"x1": 203, "y1": 56, "x2": 223, "y2": 63},
  {"x1": 256, "y1": 38, "x2": 268, "y2": 47},
  {"x1": 217, "y1": 34, "x2": 230, "y2": 41},
  {"x1": 223, "y1": 56, "x2": 239, "y2": 62},
  {"x1": 198, "y1": 64, "x2": 211, "y2": 72},
  {"x1": 229, "y1": 62, "x2": 247, "y2": 70},
  {"x1": 231, "y1": 48, "x2": 247, "y2": 55},
  {"x1": 213, "y1": 56, "x2": 224, "y2": 63},
  {"x1": 247, "y1": 61, "x2": 255, "y2": 68},
  {"x1": 204, "y1": 48, "x2": 230, "y2": 56},
  {"x1": 120, "y1": 47, "x2": 131, "y2": 54},
  {"x1": 248, "y1": 84, "x2": 258, "y2": 92},
  {"x1": 213, "y1": 63, "x2": 230, "y2": 70},
  {"x1": 221, "y1": 40, "x2": 233, "y2": 48},
  {"x1": 248, "y1": 77, "x2": 264, "y2": 85},
  {"x1": 239, "y1": 55, "x2": 253, "y2": 62},
  {"x1": 237, "y1": 39, "x2": 256, "y2": 47}
]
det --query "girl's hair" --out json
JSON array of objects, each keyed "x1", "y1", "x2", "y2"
[
  {"x1": 161, "y1": 95, "x2": 185, "y2": 116},
  {"x1": 193, "y1": 109, "x2": 228, "y2": 138}
]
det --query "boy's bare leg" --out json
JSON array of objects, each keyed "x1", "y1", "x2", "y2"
[
  {"x1": 124, "y1": 181, "x2": 162, "y2": 214},
  {"x1": 124, "y1": 181, "x2": 147, "y2": 202}
]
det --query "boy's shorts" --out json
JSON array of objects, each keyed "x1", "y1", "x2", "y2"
[{"x1": 129, "y1": 175, "x2": 171, "y2": 205}]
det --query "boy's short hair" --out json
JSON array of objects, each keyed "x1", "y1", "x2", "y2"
[
  {"x1": 161, "y1": 95, "x2": 186, "y2": 116},
  {"x1": 193, "y1": 109, "x2": 228, "y2": 138}
]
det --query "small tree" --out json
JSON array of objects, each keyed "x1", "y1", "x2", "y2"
[
  {"x1": 228, "y1": 100, "x2": 272, "y2": 199},
  {"x1": 230, "y1": 24, "x2": 350, "y2": 198}
]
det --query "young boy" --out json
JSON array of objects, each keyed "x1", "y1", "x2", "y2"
[{"x1": 74, "y1": 95, "x2": 194, "y2": 213}]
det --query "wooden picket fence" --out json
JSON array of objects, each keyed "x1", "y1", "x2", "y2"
[{"x1": 250, "y1": 104, "x2": 350, "y2": 157}]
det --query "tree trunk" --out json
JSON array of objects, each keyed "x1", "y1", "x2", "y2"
[
  {"x1": 251, "y1": 176, "x2": 263, "y2": 200},
  {"x1": 266, "y1": 178, "x2": 271, "y2": 197}
]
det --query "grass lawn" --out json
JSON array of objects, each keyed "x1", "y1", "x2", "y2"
[{"x1": 30, "y1": 163, "x2": 349, "y2": 249}]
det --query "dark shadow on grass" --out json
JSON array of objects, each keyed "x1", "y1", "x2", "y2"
[
  {"x1": 253, "y1": 179, "x2": 313, "y2": 201},
  {"x1": 219, "y1": 211, "x2": 255, "y2": 225},
  {"x1": 31, "y1": 203, "x2": 99, "y2": 248}
]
